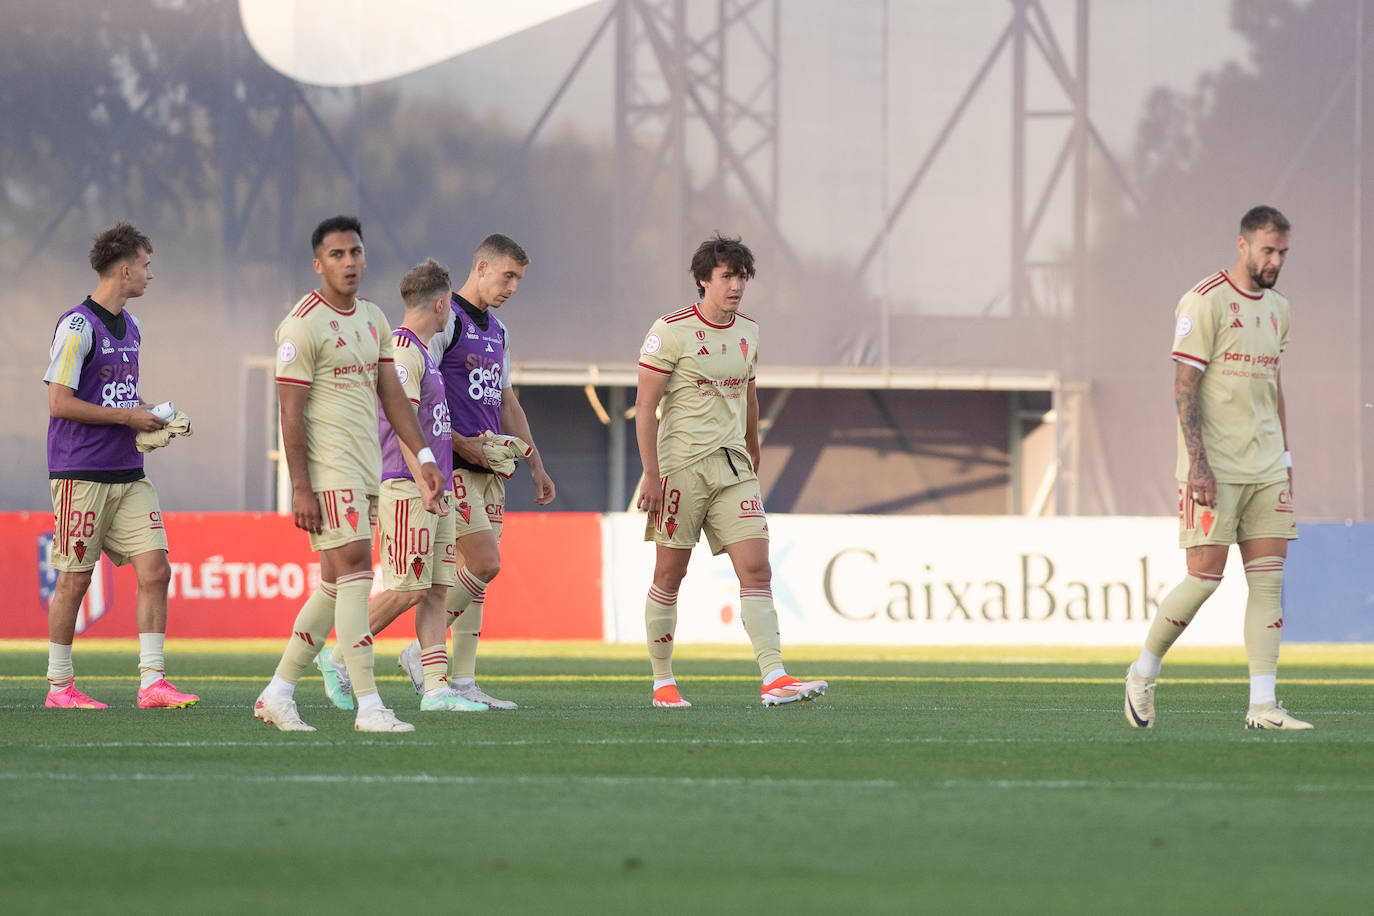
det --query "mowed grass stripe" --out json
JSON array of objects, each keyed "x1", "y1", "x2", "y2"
[{"x1": 3, "y1": 770, "x2": 1373, "y2": 795}]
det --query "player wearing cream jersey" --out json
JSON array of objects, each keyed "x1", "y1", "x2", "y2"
[
  {"x1": 635, "y1": 233, "x2": 827, "y2": 709},
  {"x1": 1126, "y1": 205, "x2": 1310, "y2": 732},
  {"x1": 41, "y1": 221, "x2": 197, "y2": 711},
  {"x1": 314, "y1": 258, "x2": 486, "y2": 714},
  {"x1": 254, "y1": 216, "x2": 446, "y2": 734}
]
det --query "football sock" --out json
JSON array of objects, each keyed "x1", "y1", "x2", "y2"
[
  {"x1": 763, "y1": 667, "x2": 787, "y2": 685},
  {"x1": 334, "y1": 572, "x2": 378, "y2": 699},
  {"x1": 652, "y1": 677, "x2": 677, "y2": 690},
  {"x1": 1133, "y1": 647, "x2": 1163, "y2": 680},
  {"x1": 445, "y1": 565, "x2": 489, "y2": 629},
  {"x1": 1250, "y1": 674, "x2": 1277, "y2": 706},
  {"x1": 740, "y1": 588, "x2": 784, "y2": 679},
  {"x1": 1144, "y1": 571, "x2": 1221, "y2": 658},
  {"x1": 1242, "y1": 556, "x2": 1285, "y2": 678},
  {"x1": 357, "y1": 691, "x2": 383, "y2": 712},
  {"x1": 265, "y1": 675, "x2": 295, "y2": 698},
  {"x1": 451, "y1": 598, "x2": 484, "y2": 680},
  {"x1": 420, "y1": 643, "x2": 449, "y2": 693},
  {"x1": 645, "y1": 585, "x2": 678, "y2": 681},
  {"x1": 46, "y1": 642, "x2": 74, "y2": 691},
  {"x1": 273, "y1": 582, "x2": 337, "y2": 685},
  {"x1": 138, "y1": 632, "x2": 165, "y2": 688}
]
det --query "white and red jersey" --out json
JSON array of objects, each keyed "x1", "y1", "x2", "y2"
[
  {"x1": 1170, "y1": 270, "x2": 1290, "y2": 484},
  {"x1": 638, "y1": 303, "x2": 759, "y2": 475},
  {"x1": 274, "y1": 290, "x2": 395, "y2": 495}
]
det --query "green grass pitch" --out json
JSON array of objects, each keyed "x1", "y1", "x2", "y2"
[{"x1": 1, "y1": 641, "x2": 1370, "y2": 915}]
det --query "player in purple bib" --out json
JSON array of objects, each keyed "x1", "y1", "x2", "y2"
[
  {"x1": 41, "y1": 221, "x2": 198, "y2": 710},
  {"x1": 392, "y1": 234, "x2": 556, "y2": 710}
]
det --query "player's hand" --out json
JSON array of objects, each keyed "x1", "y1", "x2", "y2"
[
  {"x1": 636, "y1": 474, "x2": 663, "y2": 516},
  {"x1": 292, "y1": 489, "x2": 323, "y2": 534},
  {"x1": 531, "y1": 467, "x2": 556, "y2": 506},
  {"x1": 1187, "y1": 461, "x2": 1217, "y2": 508},
  {"x1": 454, "y1": 433, "x2": 491, "y2": 469},
  {"x1": 418, "y1": 463, "x2": 448, "y2": 515},
  {"x1": 125, "y1": 407, "x2": 168, "y2": 432}
]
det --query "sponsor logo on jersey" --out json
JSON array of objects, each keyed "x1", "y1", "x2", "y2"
[
  {"x1": 697, "y1": 346, "x2": 710, "y2": 356},
  {"x1": 485, "y1": 343, "x2": 494, "y2": 352},
  {"x1": 101, "y1": 337, "x2": 114, "y2": 355},
  {"x1": 100, "y1": 376, "x2": 140, "y2": 409},
  {"x1": 336, "y1": 336, "x2": 348, "y2": 348},
  {"x1": 1230, "y1": 318, "x2": 1244, "y2": 329}
]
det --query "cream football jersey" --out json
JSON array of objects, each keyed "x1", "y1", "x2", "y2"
[
  {"x1": 275, "y1": 290, "x2": 395, "y2": 494},
  {"x1": 1170, "y1": 270, "x2": 1290, "y2": 484},
  {"x1": 638, "y1": 304, "x2": 758, "y2": 475}
]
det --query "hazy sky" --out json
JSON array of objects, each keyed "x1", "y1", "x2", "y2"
[{"x1": 243, "y1": 0, "x2": 1249, "y2": 316}]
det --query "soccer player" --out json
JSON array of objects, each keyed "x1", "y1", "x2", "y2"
[
  {"x1": 42, "y1": 221, "x2": 198, "y2": 710},
  {"x1": 634, "y1": 234, "x2": 827, "y2": 708},
  {"x1": 253, "y1": 216, "x2": 446, "y2": 733},
  {"x1": 1125, "y1": 205, "x2": 1310, "y2": 731},
  {"x1": 316, "y1": 258, "x2": 486, "y2": 714},
  {"x1": 393, "y1": 234, "x2": 555, "y2": 710}
]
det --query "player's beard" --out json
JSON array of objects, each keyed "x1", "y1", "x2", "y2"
[{"x1": 1247, "y1": 259, "x2": 1279, "y2": 289}]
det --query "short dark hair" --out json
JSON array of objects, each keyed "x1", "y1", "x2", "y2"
[
  {"x1": 311, "y1": 215, "x2": 364, "y2": 253},
  {"x1": 690, "y1": 233, "x2": 756, "y2": 298},
  {"x1": 89, "y1": 221, "x2": 152, "y2": 276},
  {"x1": 1240, "y1": 205, "x2": 1290, "y2": 238},
  {"x1": 400, "y1": 258, "x2": 451, "y2": 309},
  {"x1": 473, "y1": 233, "x2": 529, "y2": 268}
]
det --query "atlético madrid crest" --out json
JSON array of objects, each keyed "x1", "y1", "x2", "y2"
[{"x1": 37, "y1": 532, "x2": 114, "y2": 634}]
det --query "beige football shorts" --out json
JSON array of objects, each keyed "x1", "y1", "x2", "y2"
[
  {"x1": 645, "y1": 448, "x2": 769, "y2": 555},
  {"x1": 451, "y1": 469, "x2": 506, "y2": 542},
  {"x1": 378, "y1": 479, "x2": 457, "y2": 592},
  {"x1": 308, "y1": 487, "x2": 378, "y2": 552},
  {"x1": 1178, "y1": 479, "x2": 1297, "y2": 548},
  {"x1": 49, "y1": 478, "x2": 168, "y2": 571}
]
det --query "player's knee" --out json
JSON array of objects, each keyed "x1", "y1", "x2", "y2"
[
  {"x1": 470, "y1": 555, "x2": 500, "y2": 582},
  {"x1": 54, "y1": 569, "x2": 93, "y2": 599},
  {"x1": 137, "y1": 556, "x2": 172, "y2": 592}
]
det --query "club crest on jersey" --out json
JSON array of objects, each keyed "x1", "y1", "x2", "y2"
[
  {"x1": 457, "y1": 501, "x2": 472, "y2": 523},
  {"x1": 696, "y1": 330, "x2": 706, "y2": 341},
  {"x1": 1230, "y1": 302, "x2": 1240, "y2": 313},
  {"x1": 345, "y1": 506, "x2": 359, "y2": 531},
  {"x1": 411, "y1": 556, "x2": 425, "y2": 578},
  {"x1": 1200, "y1": 510, "x2": 1214, "y2": 535},
  {"x1": 73, "y1": 540, "x2": 87, "y2": 562},
  {"x1": 395, "y1": 363, "x2": 409, "y2": 385},
  {"x1": 665, "y1": 517, "x2": 677, "y2": 537},
  {"x1": 330, "y1": 320, "x2": 340, "y2": 331},
  {"x1": 739, "y1": 338, "x2": 748, "y2": 359}
]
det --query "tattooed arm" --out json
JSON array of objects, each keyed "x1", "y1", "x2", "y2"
[{"x1": 1175, "y1": 361, "x2": 1215, "y2": 507}]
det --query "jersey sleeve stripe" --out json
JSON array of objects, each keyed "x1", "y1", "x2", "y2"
[
  {"x1": 638, "y1": 361, "x2": 672, "y2": 375},
  {"x1": 56, "y1": 333, "x2": 84, "y2": 386},
  {"x1": 1171, "y1": 352, "x2": 1208, "y2": 371},
  {"x1": 275, "y1": 377, "x2": 311, "y2": 387}
]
